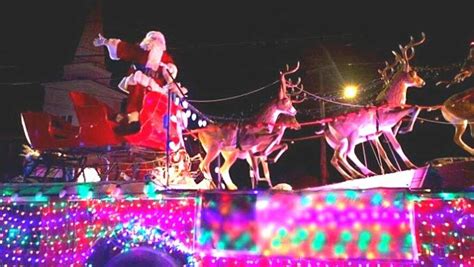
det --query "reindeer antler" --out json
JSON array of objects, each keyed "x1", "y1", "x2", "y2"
[
  {"x1": 287, "y1": 77, "x2": 303, "y2": 93},
  {"x1": 279, "y1": 62, "x2": 301, "y2": 99},
  {"x1": 378, "y1": 60, "x2": 398, "y2": 86},
  {"x1": 399, "y1": 32, "x2": 426, "y2": 72},
  {"x1": 281, "y1": 61, "x2": 300, "y2": 77},
  {"x1": 286, "y1": 76, "x2": 305, "y2": 103},
  {"x1": 291, "y1": 89, "x2": 307, "y2": 104}
]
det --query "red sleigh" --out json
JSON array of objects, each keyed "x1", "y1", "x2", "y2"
[{"x1": 21, "y1": 90, "x2": 183, "y2": 152}]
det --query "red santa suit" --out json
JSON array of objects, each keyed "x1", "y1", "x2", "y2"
[{"x1": 108, "y1": 41, "x2": 175, "y2": 114}]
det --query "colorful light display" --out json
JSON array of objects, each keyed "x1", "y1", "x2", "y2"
[
  {"x1": 0, "y1": 196, "x2": 197, "y2": 266},
  {"x1": 414, "y1": 194, "x2": 473, "y2": 266},
  {"x1": 197, "y1": 190, "x2": 415, "y2": 261},
  {"x1": 0, "y1": 189, "x2": 472, "y2": 266}
]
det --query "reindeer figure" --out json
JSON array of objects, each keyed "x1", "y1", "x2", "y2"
[
  {"x1": 437, "y1": 42, "x2": 474, "y2": 88},
  {"x1": 321, "y1": 33, "x2": 426, "y2": 179},
  {"x1": 375, "y1": 32, "x2": 426, "y2": 107},
  {"x1": 196, "y1": 63, "x2": 301, "y2": 189},
  {"x1": 440, "y1": 87, "x2": 474, "y2": 155},
  {"x1": 242, "y1": 114, "x2": 301, "y2": 188},
  {"x1": 327, "y1": 105, "x2": 421, "y2": 179}
]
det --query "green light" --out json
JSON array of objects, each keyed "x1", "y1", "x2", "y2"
[
  {"x1": 292, "y1": 228, "x2": 309, "y2": 245},
  {"x1": 325, "y1": 193, "x2": 337, "y2": 205},
  {"x1": 278, "y1": 227, "x2": 288, "y2": 237},
  {"x1": 234, "y1": 233, "x2": 251, "y2": 250},
  {"x1": 300, "y1": 195, "x2": 311, "y2": 206},
  {"x1": 334, "y1": 244, "x2": 345, "y2": 255},
  {"x1": 439, "y1": 192, "x2": 456, "y2": 200},
  {"x1": 208, "y1": 200, "x2": 217, "y2": 208},
  {"x1": 8, "y1": 228, "x2": 19, "y2": 239},
  {"x1": 341, "y1": 231, "x2": 352, "y2": 242},
  {"x1": 377, "y1": 233, "x2": 391, "y2": 253},
  {"x1": 371, "y1": 193, "x2": 383, "y2": 206},
  {"x1": 311, "y1": 232, "x2": 326, "y2": 251},
  {"x1": 345, "y1": 190, "x2": 359, "y2": 200},
  {"x1": 216, "y1": 234, "x2": 231, "y2": 249},
  {"x1": 403, "y1": 233, "x2": 412, "y2": 251},
  {"x1": 198, "y1": 230, "x2": 212, "y2": 245},
  {"x1": 144, "y1": 182, "x2": 156, "y2": 198},
  {"x1": 77, "y1": 184, "x2": 93, "y2": 199},
  {"x1": 271, "y1": 237, "x2": 282, "y2": 248},
  {"x1": 393, "y1": 192, "x2": 406, "y2": 209},
  {"x1": 358, "y1": 231, "x2": 371, "y2": 251}
]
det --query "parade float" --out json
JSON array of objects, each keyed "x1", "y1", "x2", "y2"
[{"x1": 0, "y1": 33, "x2": 473, "y2": 266}]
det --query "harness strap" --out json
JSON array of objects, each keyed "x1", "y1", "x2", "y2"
[
  {"x1": 376, "y1": 107, "x2": 380, "y2": 133},
  {"x1": 236, "y1": 121, "x2": 243, "y2": 151}
]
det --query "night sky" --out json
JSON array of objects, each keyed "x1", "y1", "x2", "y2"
[{"x1": 1, "y1": 1, "x2": 473, "y2": 188}]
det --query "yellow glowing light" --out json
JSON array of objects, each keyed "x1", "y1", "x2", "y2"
[
  {"x1": 373, "y1": 223, "x2": 381, "y2": 232},
  {"x1": 337, "y1": 202, "x2": 346, "y2": 210},
  {"x1": 263, "y1": 249, "x2": 271, "y2": 256},
  {"x1": 343, "y1": 84, "x2": 358, "y2": 99},
  {"x1": 353, "y1": 222, "x2": 361, "y2": 230},
  {"x1": 367, "y1": 251, "x2": 375, "y2": 259}
]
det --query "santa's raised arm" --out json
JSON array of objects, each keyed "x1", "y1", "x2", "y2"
[{"x1": 93, "y1": 31, "x2": 182, "y2": 135}]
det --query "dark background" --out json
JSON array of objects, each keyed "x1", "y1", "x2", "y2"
[{"x1": 1, "y1": 1, "x2": 473, "y2": 188}]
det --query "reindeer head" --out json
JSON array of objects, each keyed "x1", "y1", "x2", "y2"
[
  {"x1": 276, "y1": 114, "x2": 301, "y2": 130},
  {"x1": 379, "y1": 32, "x2": 426, "y2": 89}
]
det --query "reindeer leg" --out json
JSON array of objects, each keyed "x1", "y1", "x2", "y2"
[
  {"x1": 248, "y1": 156, "x2": 261, "y2": 189},
  {"x1": 398, "y1": 107, "x2": 421, "y2": 134},
  {"x1": 327, "y1": 135, "x2": 358, "y2": 180},
  {"x1": 246, "y1": 155, "x2": 263, "y2": 185},
  {"x1": 341, "y1": 134, "x2": 367, "y2": 178},
  {"x1": 372, "y1": 138, "x2": 399, "y2": 172},
  {"x1": 245, "y1": 155, "x2": 259, "y2": 189},
  {"x1": 331, "y1": 140, "x2": 361, "y2": 180},
  {"x1": 268, "y1": 144, "x2": 288, "y2": 163},
  {"x1": 392, "y1": 121, "x2": 403, "y2": 136},
  {"x1": 469, "y1": 122, "x2": 474, "y2": 138},
  {"x1": 382, "y1": 131, "x2": 418, "y2": 169},
  {"x1": 260, "y1": 157, "x2": 272, "y2": 187},
  {"x1": 220, "y1": 152, "x2": 239, "y2": 190},
  {"x1": 346, "y1": 148, "x2": 376, "y2": 177},
  {"x1": 453, "y1": 120, "x2": 474, "y2": 155},
  {"x1": 245, "y1": 156, "x2": 255, "y2": 180},
  {"x1": 265, "y1": 144, "x2": 287, "y2": 164},
  {"x1": 199, "y1": 145, "x2": 220, "y2": 188},
  {"x1": 331, "y1": 150, "x2": 352, "y2": 180},
  {"x1": 442, "y1": 108, "x2": 474, "y2": 155}
]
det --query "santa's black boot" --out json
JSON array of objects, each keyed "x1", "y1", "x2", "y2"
[{"x1": 114, "y1": 121, "x2": 141, "y2": 135}]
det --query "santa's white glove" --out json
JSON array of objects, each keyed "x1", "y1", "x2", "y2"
[{"x1": 93, "y1": 33, "x2": 108, "y2": 47}]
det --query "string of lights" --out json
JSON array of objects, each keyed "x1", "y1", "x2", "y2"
[
  {"x1": 187, "y1": 80, "x2": 279, "y2": 103},
  {"x1": 3, "y1": 61, "x2": 469, "y2": 125}
]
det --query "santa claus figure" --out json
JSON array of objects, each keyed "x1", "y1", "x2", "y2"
[{"x1": 93, "y1": 31, "x2": 187, "y2": 135}]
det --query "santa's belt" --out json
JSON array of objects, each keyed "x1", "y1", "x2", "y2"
[{"x1": 143, "y1": 68, "x2": 163, "y2": 79}]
